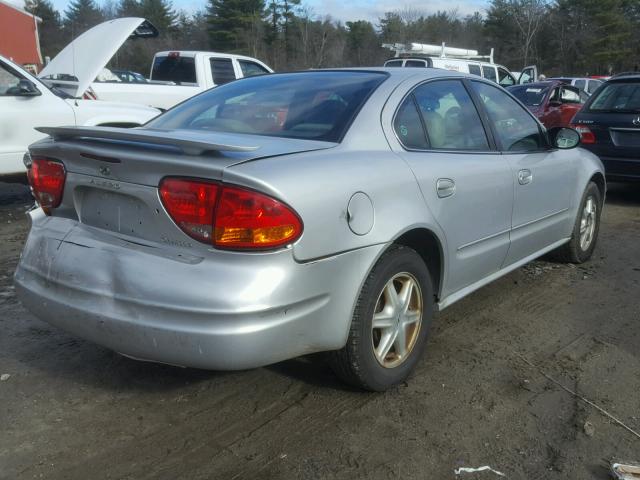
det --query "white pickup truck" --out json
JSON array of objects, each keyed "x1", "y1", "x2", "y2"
[
  {"x1": 38, "y1": 17, "x2": 273, "y2": 111},
  {"x1": 93, "y1": 51, "x2": 273, "y2": 110}
]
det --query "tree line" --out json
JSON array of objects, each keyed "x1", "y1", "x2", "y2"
[{"x1": 23, "y1": 0, "x2": 640, "y2": 77}]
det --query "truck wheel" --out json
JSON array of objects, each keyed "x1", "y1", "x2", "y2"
[
  {"x1": 329, "y1": 245, "x2": 434, "y2": 391},
  {"x1": 552, "y1": 181, "x2": 602, "y2": 263}
]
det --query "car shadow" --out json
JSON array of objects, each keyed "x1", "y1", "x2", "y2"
[
  {"x1": 267, "y1": 354, "x2": 362, "y2": 392},
  {"x1": 604, "y1": 182, "x2": 640, "y2": 206}
]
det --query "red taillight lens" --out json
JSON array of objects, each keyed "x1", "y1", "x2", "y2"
[
  {"x1": 570, "y1": 124, "x2": 596, "y2": 144},
  {"x1": 214, "y1": 185, "x2": 302, "y2": 249},
  {"x1": 159, "y1": 178, "x2": 219, "y2": 243},
  {"x1": 159, "y1": 178, "x2": 303, "y2": 250},
  {"x1": 27, "y1": 157, "x2": 66, "y2": 213}
]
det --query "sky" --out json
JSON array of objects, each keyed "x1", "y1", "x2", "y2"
[{"x1": 8, "y1": 0, "x2": 489, "y2": 23}]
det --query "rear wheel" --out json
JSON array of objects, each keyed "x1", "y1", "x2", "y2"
[
  {"x1": 329, "y1": 245, "x2": 434, "y2": 391},
  {"x1": 552, "y1": 181, "x2": 602, "y2": 263}
]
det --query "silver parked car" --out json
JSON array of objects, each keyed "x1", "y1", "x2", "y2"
[{"x1": 15, "y1": 69, "x2": 605, "y2": 391}]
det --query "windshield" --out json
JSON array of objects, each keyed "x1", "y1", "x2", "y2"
[
  {"x1": 588, "y1": 82, "x2": 640, "y2": 112},
  {"x1": 147, "y1": 71, "x2": 388, "y2": 142},
  {"x1": 508, "y1": 85, "x2": 550, "y2": 106}
]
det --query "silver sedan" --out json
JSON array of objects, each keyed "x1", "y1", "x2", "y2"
[{"x1": 15, "y1": 68, "x2": 605, "y2": 391}]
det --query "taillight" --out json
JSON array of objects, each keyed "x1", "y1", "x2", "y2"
[
  {"x1": 27, "y1": 157, "x2": 66, "y2": 213},
  {"x1": 159, "y1": 178, "x2": 303, "y2": 250},
  {"x1": 570, "y1": 124, "x2": 596, "y2": 144}
]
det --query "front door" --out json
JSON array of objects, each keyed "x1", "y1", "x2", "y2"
[
  {"x1": 0, "y1": 61, "x2": 74, "y2": 175},
  {"x1": 469, "y1": 80, "x2": 574, "y2": 265},
  {"x1": 388, "y1": 79, "x2": 513, "y2": 298}
]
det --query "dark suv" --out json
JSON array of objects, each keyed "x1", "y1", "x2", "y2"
[{"x1": 571, "y1": 74, "x2": 640, "y2": 181}]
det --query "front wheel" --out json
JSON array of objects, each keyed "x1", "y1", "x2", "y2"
[
  {"x1": 329, "y1": 245, "x2": 434, "y2": 391},
  {"x1": 552, "y1": 181, "x2": 602, "y2": 263}
]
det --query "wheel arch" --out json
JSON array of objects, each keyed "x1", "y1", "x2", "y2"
[
  {"x1": 392, "y1": 227, "x2": 445, "y2": 302},
  {"x1": 589, "y1": 171, "x2": 606, "y2": 201}
]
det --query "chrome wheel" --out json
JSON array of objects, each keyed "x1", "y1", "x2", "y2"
[
  {"x1": 371, "y1": 273, "x2": 423, "y2": 368},
  {"x1": 579, "y1": 195, "x2": 597, "y2": 251}
]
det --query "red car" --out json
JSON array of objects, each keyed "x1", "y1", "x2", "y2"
[{"x1": 506, "y1": 80, "x2": 587, "y2": 129}]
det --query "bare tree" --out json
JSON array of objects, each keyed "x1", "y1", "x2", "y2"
[{"x1": 505, "y1": 0, "x2": 548, "y2": 65}]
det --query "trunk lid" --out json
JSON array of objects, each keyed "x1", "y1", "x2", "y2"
[
  {"x1": 29, "y1": 127, "x2": 335, "y2": 247},
  {"x1": 38, "y1": 18, "x2": 158, "y2": 98}
]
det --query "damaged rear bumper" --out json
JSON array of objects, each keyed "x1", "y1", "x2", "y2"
[{"x1": 14, "y1": 211, "x2": 384, "y2": 370}]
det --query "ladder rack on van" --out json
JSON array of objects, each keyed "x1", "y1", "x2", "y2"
[{"x1": 382, "y1": 42, "x2": 495, "y2": 64}]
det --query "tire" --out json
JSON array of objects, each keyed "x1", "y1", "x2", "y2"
[
  {"x1": 329, "y1": 245, "x2": 434, "y2": 391},
  {"x1": 552, "y1": 181, "x2": 602, "y2": 263}
]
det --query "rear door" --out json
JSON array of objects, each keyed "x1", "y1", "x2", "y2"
[
  {"x1": 389, "y1": 78, "x2": 513, "y2": 297},
  {"x1": 208, "y1": 57, "x2": 239, "y2": 87},
  {"x1": 470, "y1": 80, "x2": 575, "y2": 264}
]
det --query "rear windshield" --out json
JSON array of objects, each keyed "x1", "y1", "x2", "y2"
[
  {"x1": 147, "y1": 71, "x2": 387, "y2": 142},
  {"x1": 588, "y1": 82, "x2": 640, "y2": 112},
  {"x1": 151, "y1": 55, "x2": 196, "y2": 84},
  {"x1": 508, "y1": 85, "x2": 549, "y2": 106}
]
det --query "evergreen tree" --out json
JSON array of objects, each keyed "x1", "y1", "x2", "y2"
[
  {"x1": 24, "y1": 0, "x2": 64, "y2": 59},
  {"x1": 63, "y1": 0, "x2": 104, "y2": 38},
  {"x1": 117, "y1": 0, "x2": 141, "y2": 17},
  {"x1": 139, "y1": 0, "x2": 177, "y2": 32},
  {"x1": 206, "y1": 0, "x2": 265, "y2": 52}
]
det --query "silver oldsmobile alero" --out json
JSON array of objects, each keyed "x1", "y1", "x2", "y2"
[{"x1": 15, "y1": 68, "x2": 605, "y2": 391}]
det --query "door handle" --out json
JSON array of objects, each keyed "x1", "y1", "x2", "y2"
[
  {"x1": 436, "y1": 178, "x2": 456, "y2": 198},
  {"x1": 518, "y1": 169, "x2": 533, "y2": 185}
]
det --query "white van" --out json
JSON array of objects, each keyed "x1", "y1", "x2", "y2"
[{"x1": 382, "y1": 43, "x2": 537, "y2": 87}]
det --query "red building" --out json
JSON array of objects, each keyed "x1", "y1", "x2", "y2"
[{"x1": 0, "y1": 0, "x2": 42, "y2": 70}]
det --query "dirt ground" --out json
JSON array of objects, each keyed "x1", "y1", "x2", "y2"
[{"x1": 0, "y1": 180, "x2": 638, "y2": 480}]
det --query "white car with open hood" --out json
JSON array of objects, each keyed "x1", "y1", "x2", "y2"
[
  {"x1": 39, "y1": 17, "x2": 273, "y2": 110},
  {"x1": 0, "y1": 54, "x2": 159, "y2": 176}
]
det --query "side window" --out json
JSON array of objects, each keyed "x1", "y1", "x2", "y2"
[
  {"x1": 468, "y1": 64, "x2": 481, "y2": 77},
  {"x1": 0, "y1": 62, "x2": 25, "y2": 96},
  {"x1": 574, "y1": 79, "x2": 586, "y2": 91},
  {"x1": 210, "y1": 58, "x2": 237, "y2": 85},
  {"x1": 405, "y1": 60, "x2": 427, "y2": 67},
  {"x1": 394, "y1": 97, "x2": 428, "y2": 149},
  {"x1": 385, "y1": 60, "x2": 403, "y2": 67},
  {"x1": 498, "y1": 67, "x2": 515, "y2": 86},
  {"x1": 471, "y1": 81, "x2": 544, "y2": 152},
  {"x1": 411, "y1": 80, "x2": 489, "y2": 150},
  {"x1": 549, "y1": 87, "x2": 560, "y2": 103},
  {"x1": 239, "y1": 60, "x2": 269, "y2": 78},
  {"x1": 482, "y1": 66, "x2": 497, "y2": 83}
]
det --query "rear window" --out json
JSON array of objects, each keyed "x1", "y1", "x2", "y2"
[
  {"x1": 147, "y1": 71, "x2": 388, "y2": 142},
  {"x1": 151, "y1": 55, "x2": 196, "y2": 84},
  {"x1": 588, "y1": 82, "x2": 640, "y2": 112},
  {"x1": 508, "y1": 85, "x2": 550, "y2": 106}
]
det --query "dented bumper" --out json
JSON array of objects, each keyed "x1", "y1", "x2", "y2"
[{"x1": 14, "y1": 210, "x2": 384, "y2": 370}]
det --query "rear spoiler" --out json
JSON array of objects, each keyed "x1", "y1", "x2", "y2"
[{"x1": 35, "y1": 126, "x2": 259, "y2": 156}]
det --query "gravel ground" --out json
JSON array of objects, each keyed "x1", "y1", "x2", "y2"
[{"x1": 0, "y1": 180, "x2": 639, "y2": 480}]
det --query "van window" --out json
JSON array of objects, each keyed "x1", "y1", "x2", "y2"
[
  {"x1": 574, "y1": 79, "x2": 586, "y2": 91},
  {"x1": 385, "y1": 60, "x2": 403, "y2": 67},
  {"x1": 468, "y1": 64, "x2": 481, "y2": 77},
  {"x1": 210, "y1": 58, "x2": 237, "y2": 85},
  {"x1": 587, "y1": 79, "x2": 602, "y2": 94},
  {"x1": 482, "y1": 66, "x2": 497, "y2": 82},
  {"x1": 405, "y1": 60, "x2": 427, "y2": 67},
  {"x1": 151, "y1": 55, "x2": 196, "y2": 84}
]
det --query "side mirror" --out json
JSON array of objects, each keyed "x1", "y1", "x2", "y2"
[
  {"x1": 16, "y1": 79, "x2": 41, "y2": 97},
  {"x1": 549, "y1": 127, "x2": 580, "y2": 149}
]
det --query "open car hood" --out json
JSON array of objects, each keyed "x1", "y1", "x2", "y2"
[{"x1": 39, "y1": 17, "x2": 158, "y2": 98}]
